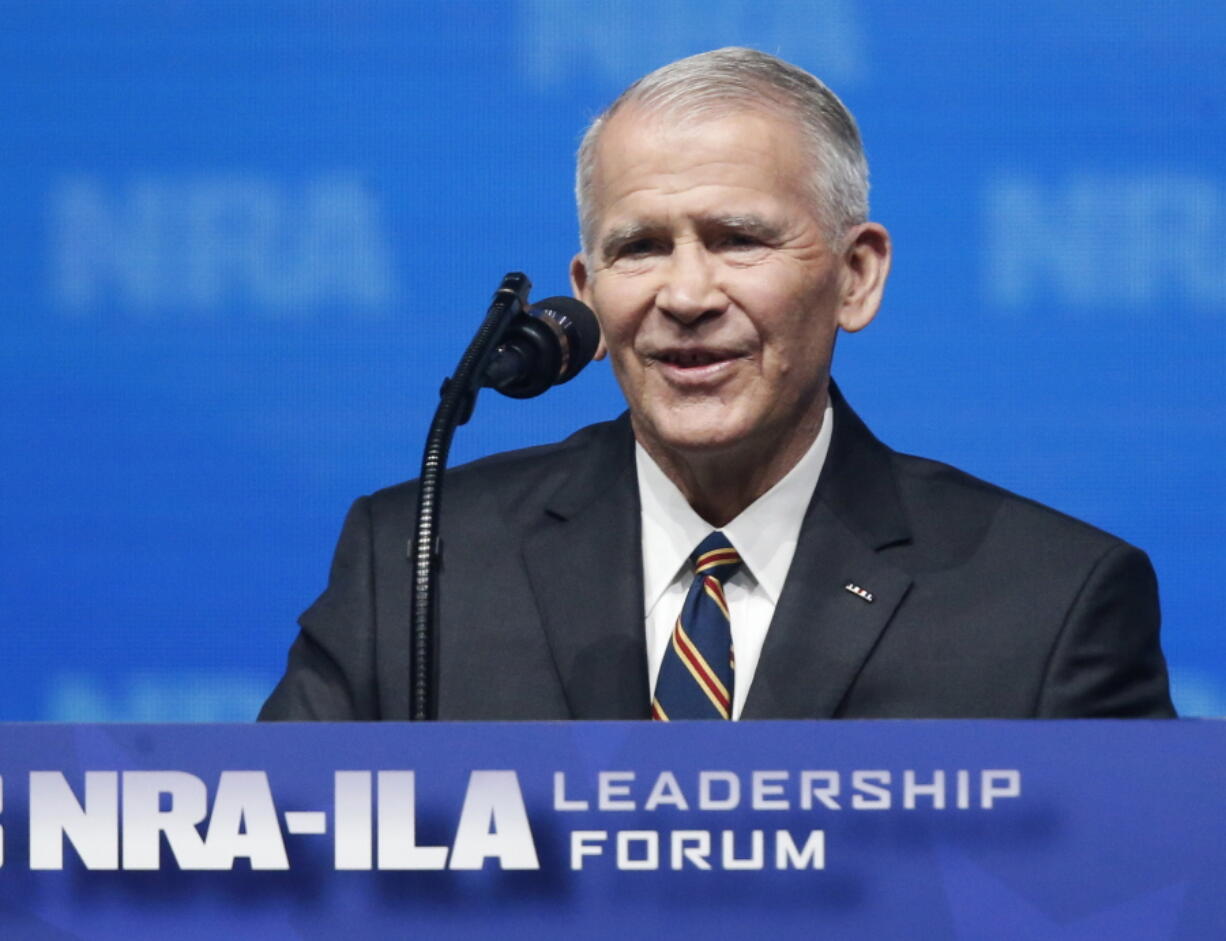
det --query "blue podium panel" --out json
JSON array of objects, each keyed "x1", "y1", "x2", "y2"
[{"x1": 0, "y1": 721, "x2": 1219, "y2": 938}]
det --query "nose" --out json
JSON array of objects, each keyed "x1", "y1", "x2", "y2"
[{"x1": 655, "y1": 243, "x2": 727, "y2": 325}]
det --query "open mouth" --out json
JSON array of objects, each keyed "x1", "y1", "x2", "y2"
[{"x1": 654, "y1": 349, "x2": 738, "y2": 368}]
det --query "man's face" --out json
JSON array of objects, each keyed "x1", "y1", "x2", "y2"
[{"x1": 571, "y1": 106, "x2": 886, "y2": 467}]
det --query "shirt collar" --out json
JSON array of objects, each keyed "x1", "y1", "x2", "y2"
[{"x1": 637, "y1": 403, "x2": 834, "y2": 614}]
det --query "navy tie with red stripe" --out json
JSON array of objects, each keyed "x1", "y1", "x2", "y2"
[{"x1": 652, "y1": 532, "x2": 742, "y2": 720}]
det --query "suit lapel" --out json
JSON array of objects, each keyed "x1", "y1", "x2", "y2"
[
  {"x1": 522, "y1": 418, "x2": 651, "y2": 719},
  {"x1": 742, "y1": 502, "x2": 912, "y2": 718},
  {"x1": 743, "y1": 386, "x2": 914, "y2": 719},
  {"x1": 518, "y1": 387, "x2": 911, "y2": 720}
]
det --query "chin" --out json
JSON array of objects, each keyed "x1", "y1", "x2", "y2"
[{"x1": 645, "y1": 416, "x2": 756, "y2": 456}]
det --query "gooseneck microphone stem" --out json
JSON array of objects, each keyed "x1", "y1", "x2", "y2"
[{"x1": 410, "y1": 272, "x2": 531, "y2": 720}]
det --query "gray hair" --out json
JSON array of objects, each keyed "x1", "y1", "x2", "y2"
[{"x1": 575, "y1": 47, "x2": 869, "y2": 256}]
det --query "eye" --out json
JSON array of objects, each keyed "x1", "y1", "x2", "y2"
[
  {"x1": 615, "y1": 238, "x2": 663, "y2": 259},
  {"x1": 718, "y1": 232, "x2": 764, "y2": 251}
]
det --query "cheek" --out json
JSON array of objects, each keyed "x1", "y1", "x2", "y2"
[
  {"x1": 592, "y1": 280, "x2": 646, "y2": 346},
  {"x1": 756, "y1": 301, "x2": 837, "y2": 374}
]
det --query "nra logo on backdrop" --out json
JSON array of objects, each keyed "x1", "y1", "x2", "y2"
[
  {"x1": 985, "y1": 172, "x2": 1226, "y2": 311},
  {"x1": 47, "y1": 174, "x2": 397, "y2": 317}
]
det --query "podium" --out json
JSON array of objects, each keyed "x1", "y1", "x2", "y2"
[{"x1": 0, "y1": 721, "x2": 1218, "y2": 937}]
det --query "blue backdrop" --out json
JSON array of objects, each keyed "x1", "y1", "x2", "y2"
[{"x1": 2, "y1": 1, "x2": 1222, "y2": 720}]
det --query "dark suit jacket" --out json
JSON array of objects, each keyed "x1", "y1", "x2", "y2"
[{"x1": 260, "y1": 386, "x2": 1175, "y2": 720}]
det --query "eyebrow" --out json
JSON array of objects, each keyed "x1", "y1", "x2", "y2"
[
  {"x1": 703, "y1": 213, "x2": 786, "y2": 242},
  {"x1": 597, "y1": 213, "x2": 785, "y2": 260}
]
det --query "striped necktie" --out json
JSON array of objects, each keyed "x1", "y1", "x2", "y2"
[{"x1": 652, "y1": 532, "x2": 742, "y2": 720}]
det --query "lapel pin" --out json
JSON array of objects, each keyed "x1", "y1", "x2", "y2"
[{"x1": 844, "y1": 582, "x2": 874, "y2": 603}]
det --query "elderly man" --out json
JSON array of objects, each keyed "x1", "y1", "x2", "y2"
[{"x1": 261, "y1": 48, "x2": 1174, "y2": 721}]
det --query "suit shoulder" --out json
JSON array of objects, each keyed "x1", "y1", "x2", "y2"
[
  {"x1": 363, "y1": 416, "x2": 630, "y2": 520},
  {"x1": 887, "y1": 448, "x2": 1139, "y2": 562}
]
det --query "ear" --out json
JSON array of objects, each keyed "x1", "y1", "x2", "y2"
[
  {"x1": 570, "y1": 252, "x2": 607, "y2": 360},
  {"x1": 836, "y1": 222, "x2": 892, "y2": 333}
]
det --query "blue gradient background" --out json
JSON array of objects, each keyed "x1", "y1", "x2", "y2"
[{"x1": 1, "y1": 1, "x2": 1222, "y2": 719}]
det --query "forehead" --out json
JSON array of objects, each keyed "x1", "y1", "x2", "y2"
[{"x1": 588, "y1": 106, "x2": 816, "y2": 231}]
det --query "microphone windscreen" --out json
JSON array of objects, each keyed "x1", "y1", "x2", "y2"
[{"x1": 530, "y1": 297, "x2": 600, "y2": 383}]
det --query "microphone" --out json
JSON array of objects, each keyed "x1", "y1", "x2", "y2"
[{"x1": 483, "y1": 296, "x2": 600, "y2": 399}]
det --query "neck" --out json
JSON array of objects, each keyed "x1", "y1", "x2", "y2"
[{"x1": 636, "y1": 407, "x2": 826, "y2": 528}]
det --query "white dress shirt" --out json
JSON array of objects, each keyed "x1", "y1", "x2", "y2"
[{"x1": 636, "y1": 404, "x2": 834, "y2": 719}]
